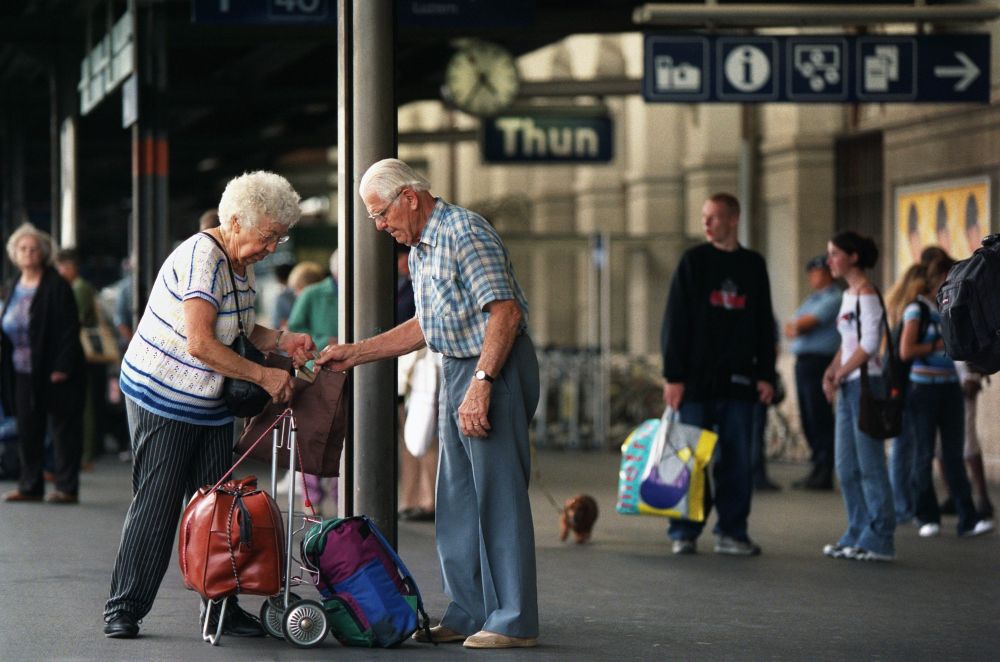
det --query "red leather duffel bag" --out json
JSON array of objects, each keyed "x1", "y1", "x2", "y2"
[{"x1": 178, "y1": 475, "x2": 285, "y2": 600}]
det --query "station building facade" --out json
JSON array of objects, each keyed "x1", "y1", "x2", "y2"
[{"x1": 390, "y1": 25, "x2": 1000, "y2": 478}]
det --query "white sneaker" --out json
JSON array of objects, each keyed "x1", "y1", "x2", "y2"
[
  {"x1": 853, "y1": 548, "x2": 895, "y2": 562},
  {"x1": 961, "y1": 519, "x2": 995, "y2": 538},
  {"x1": 918, "y1": 523, "x2": 941, "y2": 538},
  {"x1": 822, "y1": 543, "x2": 857, "y2": 559}
]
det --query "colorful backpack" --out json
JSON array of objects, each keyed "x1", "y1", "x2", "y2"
[{"x1": 301, "y1": 516, "x2": 430, "y2": 647}]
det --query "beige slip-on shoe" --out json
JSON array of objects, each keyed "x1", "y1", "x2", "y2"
[
  {"x1": 412, "y1": 624, "x2": 467, "y2": 643},
  {"x1": 463, "y1": 630, "x2": 538, "y2": 649}
]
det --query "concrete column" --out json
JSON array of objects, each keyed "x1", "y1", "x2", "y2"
[
  {"x1": 528, "y1": 166, "x2": 576, "y2": 347},
  {"x1": 622, "y1": 95, "x2": 687, "y2": 357},
  {"x1": 759, "y1": 105, "x2": 842, "y2": 326},
  {"x1": 682, "y1": 105, "x2": 742, "y2": 238},
  {"x1": 345, "y1": 0, "x2": 397, "y2": 541}
]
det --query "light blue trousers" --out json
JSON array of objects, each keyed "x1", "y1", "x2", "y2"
[{"x1": 436, "y1": 334, "x2": 540, "y2": 638}]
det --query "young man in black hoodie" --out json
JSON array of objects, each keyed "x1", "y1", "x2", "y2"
[{"x1": 661, "y1": 193, "x2": 776, "y2": 556}]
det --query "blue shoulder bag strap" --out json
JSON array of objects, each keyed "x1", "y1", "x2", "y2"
[{"x1": 361, "y1": 516, "x2": 433, "y2": 638}]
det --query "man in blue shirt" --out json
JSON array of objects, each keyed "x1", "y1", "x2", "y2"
[
  {"x1": 784, "y1": 255, "x2": 842, "y2": 490},
  {"x1": 317, "y1": 158, "x2": 539, "y2": 650}
]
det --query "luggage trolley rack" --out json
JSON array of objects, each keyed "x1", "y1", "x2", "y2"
[{"x1": 201, "y1": 409, "x2": 332, "y2": 648}]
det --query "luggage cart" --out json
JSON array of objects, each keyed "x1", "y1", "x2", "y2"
[{"x1": 202, "y1": 409, "x2": 331, "y2": 648}]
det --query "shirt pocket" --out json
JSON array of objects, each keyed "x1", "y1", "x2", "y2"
[{"x1": 429, "y1": 276, "x2": 456, "y2": 318}]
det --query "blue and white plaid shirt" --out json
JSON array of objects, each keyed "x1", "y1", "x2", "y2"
[{"x1": 410, "y1": 199, "x2": 528, "y2": 358}]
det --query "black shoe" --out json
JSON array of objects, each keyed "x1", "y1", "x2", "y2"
[
  {"x1": 754, "y1": 479, "x2": 781, "y2": 492},
  {"x1": 205, "y1": 604, "x2": 265, "y2": 637},
  {"x1": 104, "y1": 613, "x2": 140, "y2": 639}
]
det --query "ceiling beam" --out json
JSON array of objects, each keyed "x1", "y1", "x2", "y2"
[{"x1": 633, "y1": 3, "x2": 1000, "y2": 27}]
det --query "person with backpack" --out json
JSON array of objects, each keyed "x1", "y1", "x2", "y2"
[
  {"x1": 883, "y1": 263, "x2": 931, "y2": 524},
  {"x1": 899, "y1": 255, "x2": 994, "y2": 539},
  {"x1": 821, "y1": 231, "x2": 896, "y2": 562}
]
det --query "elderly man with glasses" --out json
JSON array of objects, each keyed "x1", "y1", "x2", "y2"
[{"x1": 317, "y1": 158, "x2": 539, "y2": 650}]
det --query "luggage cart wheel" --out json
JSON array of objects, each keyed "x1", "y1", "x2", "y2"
[
  {"x1": 282, "y1": 599, "x2": 328, "y2": 648},
  {"x1": 259, "y1": 592, "x2": 301, "y2": 640}
]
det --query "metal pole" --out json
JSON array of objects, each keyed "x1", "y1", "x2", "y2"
[
  {"x1": 599, "y1": 231, "x2": 611, "y2": 450},
  {"x1": 350, "y1": 0, "x2": 397, "y2": 545},
  {"x1": 336, "y1": 0, "x2": 355, "y2": 519}
]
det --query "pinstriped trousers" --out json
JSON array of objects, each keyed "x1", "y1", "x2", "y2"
[{"x1": 104, "y1": 399, "x2": 232, "y2": 621}]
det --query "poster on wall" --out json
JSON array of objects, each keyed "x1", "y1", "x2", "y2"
[{"x1": 894, "y1": 176, "x2": 991, "y2": 279}]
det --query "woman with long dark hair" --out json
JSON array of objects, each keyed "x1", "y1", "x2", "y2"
[{"x1": 821, "y1": 231, "x2": 896, "y2": 562}]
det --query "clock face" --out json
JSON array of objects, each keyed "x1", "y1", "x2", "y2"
[{"x1": 444, "y1": 41, "x2": 519, "y2": 117}]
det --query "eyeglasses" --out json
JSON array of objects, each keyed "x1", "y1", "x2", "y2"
[
  {"x1": 252, "y1": 226, "x2": 290, "y2": 246},
  {"x1": 367, "y1": 189, "x2": 404, "y2": 222}
]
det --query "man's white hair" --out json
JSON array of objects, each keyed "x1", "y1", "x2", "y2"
[
  {"x1": 6, "y1": 222, "x2": 53, "y2": 266},
  {"x1": 359, "y1": 158, "x2": 431, "y2": 202},
  {"x1": 218, "y1": 171, "x2": 302, "y2": 230}
]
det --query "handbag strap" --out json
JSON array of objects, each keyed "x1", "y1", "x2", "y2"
[
  {"x1": 199, "y1": 231, "x2": 248, "y2": 337},
  {"x1": 853, "y1": 287, "x2": 896, "y2": 393},
  {"x1": 210, "y1": 409, "x2": 292, "y2": 492}
]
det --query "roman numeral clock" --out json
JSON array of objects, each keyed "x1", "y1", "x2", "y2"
[{"x1": 442, "y1": 39, "x2": 520, "y2": 117}]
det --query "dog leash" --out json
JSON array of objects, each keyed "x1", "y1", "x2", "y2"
[{"x1": 529, "y1": 441, "x2": 564, "y2": 516}]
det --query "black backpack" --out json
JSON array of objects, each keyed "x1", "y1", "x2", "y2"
[
  {"x1": 889, "y1": 299, "x2": 930, "y2": 388},
  {"x1": 937, "y1": 234, "x2": 1000, "y2": 374}
]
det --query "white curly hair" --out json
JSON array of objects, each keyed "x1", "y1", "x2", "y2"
[
  {"x1": 359, "y1": 158, "x2": 431, "y2": 202},
  {"x1": 6, "y1": 222, "x2": 53, "y2": 266},
  {"x1": 217, "y1": 171, "x2": 302, "y2": 231}
]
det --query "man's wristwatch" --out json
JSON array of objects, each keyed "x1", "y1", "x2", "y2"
[{"x1": 474, "y1": 369, "x2": 494, "y2": 383}]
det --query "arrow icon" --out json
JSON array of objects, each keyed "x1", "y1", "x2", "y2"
[{"x1": 934, "y1": 51, "x2": 980, "y2": 92}]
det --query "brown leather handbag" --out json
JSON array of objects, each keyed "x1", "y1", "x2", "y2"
[
  {"x1": 236, "y1": 357, "x2": 348, "y2": 477},
  {"x1": 178, "y1": 475, "x2": 285, "y2": 600}
]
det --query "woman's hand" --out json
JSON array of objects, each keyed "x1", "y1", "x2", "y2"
[
  {"x1": 278, "y1": 331, "x2": 316, "y2": 368},
  {"x1": 259, "y1": 366, "x2": 295, "y2": 404},
  {"x1": 822, "y1": 368, "x2": 839, "y2": 403}
]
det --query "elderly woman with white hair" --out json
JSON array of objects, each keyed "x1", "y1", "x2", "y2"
[
  {"x1": 1, "y1": 222, "x2": 85, "y2": 505},
  {"x1": 103, "y1": 171, "x2": 316, "y2": 639}
]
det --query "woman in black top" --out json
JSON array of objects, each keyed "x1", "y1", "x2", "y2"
[{"x1": 0, "y1": 223, "x2": 85, "y2": 503}]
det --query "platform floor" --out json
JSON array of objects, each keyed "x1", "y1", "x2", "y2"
[{"x1": 0, "y1": 450, "x2": 997, "y2": 661}]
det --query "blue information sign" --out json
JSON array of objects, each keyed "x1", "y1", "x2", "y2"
[
  {"x1": 482, "y1": 115, "x2": 613, "y2": 163},
  {"x1": 192, "y1": 0, "x2": 334, "y2": 24},
  {"x1": 644, "y1": 33, "x2": 990, "y2": 103}
]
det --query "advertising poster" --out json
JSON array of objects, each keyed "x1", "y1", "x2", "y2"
[{"x1": 894, "y1": 176, "x2": 991, "y2": 279}]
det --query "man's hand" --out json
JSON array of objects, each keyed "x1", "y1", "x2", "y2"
[
  {"x1": 50, "y1": 371, "x2": 68, "y2": 384},
  {"x1": 458, "y1": 379, "x2": 492, "y2": 438},
  {"x1": 783, "y1": 320, "x2": 798, "y2": 339},
  {"x1": 822, "y1": 369, "x2": 838, "y2": 403},
  {"x1": 757, "y1": 380, "x2": 774, "y2": 405},
  {"x1": 278, "y1": 331, "x2": 316, "y2": 368},
  {"x1": 259, "y1": 366, "x2": 295, "y2": 404},
  {"x1": 663, "y1": 382, "x2": 685, "y2": 411},
  {"x1": 315, "y1": 342, "x2": 360, "y2": 372}
]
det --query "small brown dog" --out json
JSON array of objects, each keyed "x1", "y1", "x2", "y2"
[{"x1": 560, "y1": 494, "x2": 599, "y2": 544}]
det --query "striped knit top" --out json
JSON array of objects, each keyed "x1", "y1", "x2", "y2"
[{"x1": 119, "y1": 233, "x2": 256, "y2": 426}]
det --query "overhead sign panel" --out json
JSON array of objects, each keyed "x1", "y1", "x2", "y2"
[
  {"x1": 192, "y1": 0, "x2": 334, "y2": 24},
  {"x1": 397, "y1": 0, "x2": 535, "y2": 28},
  {"x1": 644, "y1": 33, "x2": 990, "y2": 103},
  {"x1": 482, "y1": 115, "x2": 613, "y2": 163}
]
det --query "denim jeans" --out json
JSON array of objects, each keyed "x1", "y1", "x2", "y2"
[
  {"x1": 668, "y1": 398, "x2": 755, "y2": 542},
  {"x1": 835, "y1": 378, "x2": 895, "y2": 556},
  {"x1": 907, "y1": 382, "x2": 979, "y2": 534},
  {"x1": 889, "y1": 395, "x2": 916, "y2": 524}
]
